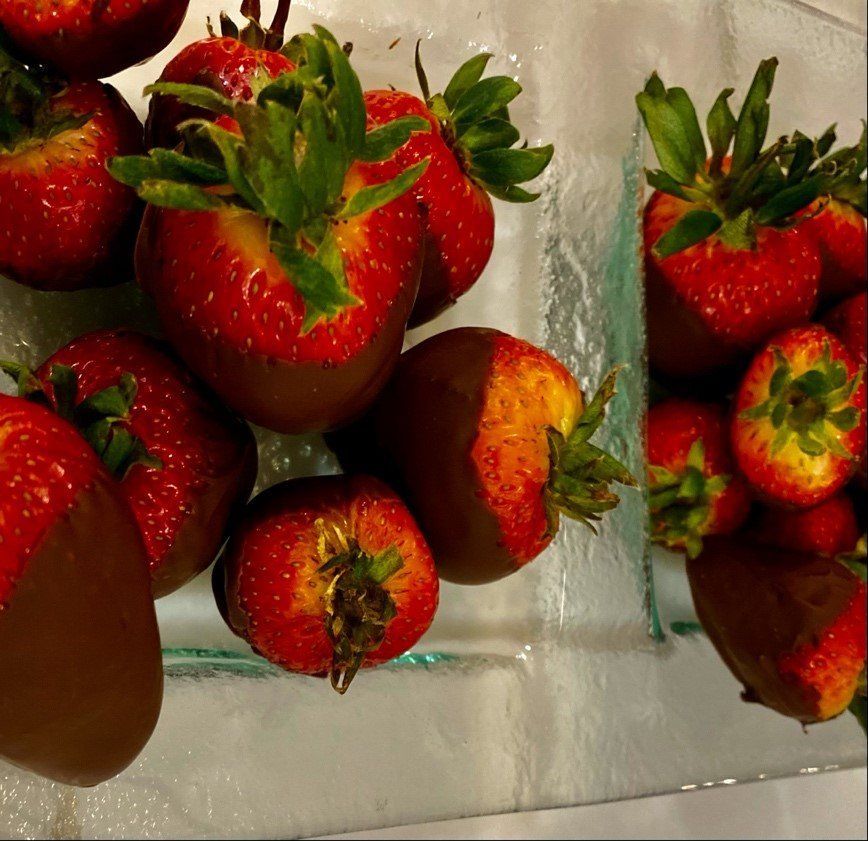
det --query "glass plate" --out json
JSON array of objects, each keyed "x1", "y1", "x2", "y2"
[{"x1": 0, "y1": 0, "x2": 865, "y2": 837}]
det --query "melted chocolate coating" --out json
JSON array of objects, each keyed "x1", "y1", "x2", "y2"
[
  {"x1": 0, "y1": 476, "x2": 163, "y2": 786},
  {"x1": 373, "y1": 327, "x2": 517, "y2": 585},
  {"x1": 151, "y1": 432, "x2": 258, "y2": 598},
  {"x1": 687, "y1": 536, "x2": 862, "y2": 723},
  {"x1": 137, "y1": 206, "x2": 419, "y2": 435}
]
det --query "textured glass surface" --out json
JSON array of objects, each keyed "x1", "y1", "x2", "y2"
[{"x1": 0, "y1": 1, "x2": 865, "y2": 837}]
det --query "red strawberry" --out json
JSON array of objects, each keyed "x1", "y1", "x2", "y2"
[
  {"x1": 0, "y1": 57, "x2": 143, "y2": 291},
  {"x1": 0, "y1": 394, "x2": 162, "y2": 786},
  {"x1": 824, "y1": 292, "x2": 867, "y2": 366},
  {"x1": 731, "y1": 325, "x2": 866, "y2": 508},
  {"x1": 3, "y1": 329, "x2": 259, "y2": 597},
  {"x1": 145, "y1": 0, "x2": 295, "y2": 149},
  {"x1": 688, "y1": 536, "x2": 866, "y2": 724},
  {"x1": 824, "y1": 292, "x2": 868, "y2": 483},
  {"x1": 364, "y1": 48, "x2": 553, "y2": 325},
  {"x1": 753, "y1": 493, "x2": 860, "y2": 558},
  {"x1": 215, "y1": 474, "x2": 439, "y2": 693},
  {"x1": 647, "y1": 398, "x2": 750, "y2": 558},
  {"x1": 638, "y1": 60, "x2": 824, "y2": 378},
  {"x1": 112, "y1": 28, "x2": 429, "y2": 434},
  {"x1": 804, "y1": 198, "x2": 867, "y2": 301},
  {"x1": 0, "y1": 0, "x2": 190, "y2": 80},
  {"x1": 351, "y1": 327, "x2": 635, "y2": 585}
]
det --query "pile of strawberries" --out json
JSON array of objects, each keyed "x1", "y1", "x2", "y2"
[
  {"x1": 0, "y1": 1, "x2": 636, "y2": 787},
  {"x1": 639, "y1": 60, "x2": 867, "y2": 728}
]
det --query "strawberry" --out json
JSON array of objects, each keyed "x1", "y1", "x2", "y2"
[
  {"x1": 145, "y1": 0, "x2": 295, "y2": 149},
  {"x1": 0, "y1": 394, "x2": 162, "y2": 786},
  {"x1": 364, "y1": 48, "x2": 553, "y2": 325},
  {"x1": 111, "y1": 27, "x2": 431, "y2": 434},
  {"x1": 0, "y1": 0, "x2": 190, "y2": 80},
  {"x1": 688, "y1": 536, "x2": 866, "y2": 724},
  {"x1": 647, "y1": 398, "x2": 750, "y2": 558},
  {"x1": 824, "y1": 292, "x2": 868, "y2": 483},
  {"x1": 823, "y1": 291, "x2": 867, "y2": 366},
  {"x1": 3, "y1": 329, "x2": 258, "y2": 597},
  {"x1": 0, "y1": 51, "x2": 143, "y2": 291},
  {"x1": 731, "y1": 325, "x2": 866, "y2": 508},
  {"x1": 753, "y1": 493, "x2": 860, "y2": 558},
  {"x1": 638, "y1": 59, "x2": 825, "y2": 378},
  {"x1": 796, "y1": 125, "x2": 867, "y2": 302},
  {"x1": 214, "y1": 474, "x2": 439, "y2": 693},
  {"x1": 350, "y1": 327, "x2": 635, "y2": 585}
]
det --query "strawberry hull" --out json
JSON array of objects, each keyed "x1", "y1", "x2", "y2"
[
  {"x1": 688, "y1": 536, "x2": 866, "y2": 724},
  {"x1": 373, "y1": 328, "x2": 525, "y2": 585},
  {"x1": 0, "y1": 473, "x2": 162, "y2": 787}
]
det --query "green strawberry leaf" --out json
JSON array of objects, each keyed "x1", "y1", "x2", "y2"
[
  {"x1": 452, "y1": 76, "x2": 522, "y2": 130},
  {"x1": 484, "y1": 183, "x2": 540, "y2": 203},
  {"x1": 322, "y1": 36, "x2": 366, "y2": 157},
  {"x1": 359, "y1": 115, "x2": 430, "y2": 162},
  {"x1": 109, "y1": 150, "x2": 227, "y2": 188},
  {"x1": 192, "y1": 121, "x2": 264, "y2": 213},
  {"x1": 707, "y1": 87, "x2": 736, "y2": 173},
  {"x1": 137, "y1": 180, "x2": 222, "y2": 211},
  {"x1": 0, "y1": 360, "x2": 43, "y2": 399},
  {"x1": 730, "y1": 57, "x2": 777, "y2": 178},
  {"x1": 144, "y1": 81, "x2": 236, "y2": 117},
  {"x1": 665, "y1": 86, "x2": 707, "y2": 170},
  {"x1": 470, "y1": 145, "x2": 554, "y2": 186},
  {"x1": 755, "y1": 174, "x2": 824, "y2": 224},
  {"x1": 652, "y1": 209, "x2": 722, "y2": 258},
  {"x1": 461, "y1": 118, "x2": 520, "y2": 153},
  {"x1": 443, "y1": 53, "x2": 494, "y2": 109},
  {"x1": 354, "y1": 545, "x2": 404, "y2": 585},
  {"x1": 297, "y1": 91, "x2": 346, "y2": 215},
  {"x1": 335, "y1": 159, "x2": 428, "y2": 220}
]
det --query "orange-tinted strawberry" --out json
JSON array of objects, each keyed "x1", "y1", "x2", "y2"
[
  {"x1": 2, "y1": 329, "x2": 258, "y2": 597},
  {"x1": 638, "y1": 60, "x2": 825, "y2": 378},
  {"x1": 647, "y1": 398, "x2": 750, "y2": 557},
  {"x1": 0, "y1": 395, "x2": 162, "y2": 786},
  {"x1": 364, "y1": 49, "x2": 553, "y2": 325},
  {"x1": 753, "y1": 493, "x2": 860, "y2": 558},
  {"x1": 731, "y1": 325, "x2": 866, "y2": 508},
  {"x1": 0, "y1": 0, "x2": 190, "y2": 80},
  {"x1": 688, "y1": 536, "x2": 866, "y2": 724},
  {"x1": 0, "y1": 59, "x2": 143, "y2": 291},
  {"x1": 215, "y1": 474, "x2": 439, "y2": 693},
  {"x1": 145, "y1": 0, "x2": 295, "y2": 149},
  {"x1": 112, "y1": 27, "x2": 429, "y2": 433},
  {"x1": 363, "y1": 327, "x2": 635, "y2": 584}
]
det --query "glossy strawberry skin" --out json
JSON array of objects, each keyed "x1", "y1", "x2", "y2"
[
  {"x1": 644, "y1": 191, "x2": 821, "y2": 378},
  {"x1": 215, "y1": 474, "x2": 439, "y2": 677},
  {"x1": 803, "y1": 199, "x2": 867, "y2": 302},
  {"x1": 0, "y1": 394, "x2": 162, "y2": 786},
  {"x1": 145, "y1": 36, "x2": 295, "y2": 148},
  {"x1": 365, "y1": 89, "x2": 495, "y2": 326},
  {"x1": 0, "y1": 0, "x2": 190, "y2": 80},
  {"x1": 647, "y1": 399, "x2": 751, "y2": 552},
  {"x1": 688, "y1": 536, "x2": 866, "y2": 724},
  {"x1": 136, "y1": 159, "x2": 423, "y2": 434},
  {"x1": 753, "y1": 493, "x2": 860, "y2": 558},
  {"x1": 824, "y1": 292, "x2": 867, "y2": 366},
  {"x1": 0, "y1": 82, "x2": 143, "y2": 291},
  {"x1": 731, "y1": 325, "x2": 867, "y2": 508},
  {"x1": 36, "y1": 330, "x2": 258, "y2": 598},
  {"x1": 370, "y1": 327, "x2": 585, "y2": 584}
]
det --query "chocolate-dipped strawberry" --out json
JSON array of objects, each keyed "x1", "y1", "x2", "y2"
[
  {"x1": 0, "y1": 395, "x2": 162, "y2": 786},
  {"x1": 145, "y1": 0, "x2": 296, "y2": 149},
  {"x1": 355, "y1": 327, "x2": 635, "y2": 585},
  {"x1": 4, "y1": 329, "x2": 258, "y2": 597},
  {"x1": 688, "y1": 536, "x2": 866, "y2": 724},
  {"x1": 215, "y1": 474, "x2": 439, "y2": 693},
  {"x1": 111, "y1": 27, "x2": 430, "y2": 433}
]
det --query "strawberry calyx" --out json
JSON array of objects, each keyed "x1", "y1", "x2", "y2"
[
  {"x1": 808, "y1": 122, "x2": 867, "y2": 217},
  {"x1": 648, "y1": 439, "x2": 730, "y2": 559},
  {"x1": 414, "y1": 43, "x2": 553, "y2": 203},
  {"x1": 0, "y1": 360, "x2": 162, "y2": 479},
  {"x1": 110, "y1": 25, "x2": 429, "y2": 333},
  {"x1": 0, "y1": 40, "x2": 90, "y2": 153},
  {"x1": 207, "y1": 0, "x2": 293, "y2": 51},
  {"x1": 544, "y1": 367, "x2": 637, "y2": 534},
  {"x1": 738, "y1": 341, "x2": 864, "y2": 460},
  {"x1": 838, "y1": 534, "x2": 867, "y2": 582},
  {"x1": 316, "y1": 520, "x2": 404, "y2": 694},
  {"x1": 637, "y1": 58, "x2": 858, "y2": 257}
]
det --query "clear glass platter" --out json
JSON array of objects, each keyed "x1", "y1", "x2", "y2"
[{"x1": 0, "y1": 0, "x2": 865, "y2": 837}]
